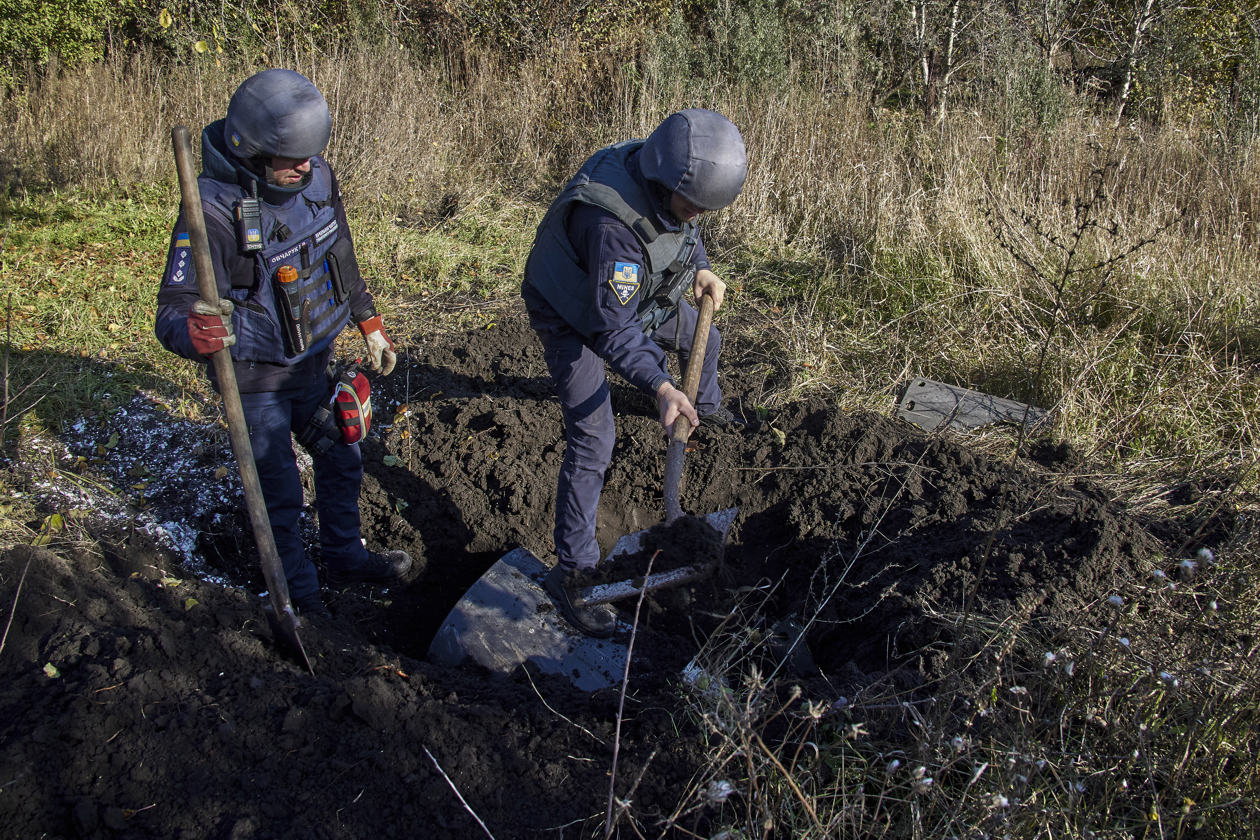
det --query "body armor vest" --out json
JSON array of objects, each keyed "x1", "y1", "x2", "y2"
[
  {"x1": 200, "y1": 157, "x2": 350, "y2": 365},
  {"x1": 524, "y1": 141, "x2": 698, "y2": 338}
]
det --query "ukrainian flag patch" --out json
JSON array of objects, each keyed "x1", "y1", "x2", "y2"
[
  {"x1": 167, "y1": 232, "x2": 192, "y2": 285},
  {"x1": 608, "y1": 262, "x2": 641, "y2": 306}
]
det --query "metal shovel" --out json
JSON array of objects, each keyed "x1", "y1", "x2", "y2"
[{"x1": 172, "y1": 126, "x2": 313, "y2": 675}]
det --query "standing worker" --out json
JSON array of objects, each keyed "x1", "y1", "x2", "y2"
[
  {"x1": 522, "y1": 109, "x2": 748, "y2": 637},
  {"x1": 155, "y1": 69, "x2": 410, "y2": 616}
]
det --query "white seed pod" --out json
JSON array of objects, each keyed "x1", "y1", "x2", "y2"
[
  {"x1": 1197, "y1": 547, "x2": 1214, "y2": 565},
  {"x1": 886, "y1": 759, "x2": 901, "y2": 775},
  {"x1": 705, "y1": 780, "x2": 734, "y2": 804},
  {"x1": 1180, "y1": 559, "x2": 1197, "y2": 581},
  {"x1": 1108, "y1": 595, "x2": 1124, "y2": 608}
]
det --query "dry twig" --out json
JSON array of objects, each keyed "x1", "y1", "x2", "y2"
[{"x1": 424, "y1": 746, "x2": 497, "y2": 840}]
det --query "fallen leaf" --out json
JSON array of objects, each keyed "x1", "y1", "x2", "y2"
[
  {"x1": 772, "y1": 427, "x2": 786, "y2": 447},
  {"x1": 104, "y1": 432, "x2": 120, "y2": 450},
  {"x1": 382, "y1": 454, "x2": 402, "y2": 467},
  {"x1": 184, "y1": 597, "x2": 199, "y2": 611},
  {"x1": 214, "y1": 467, "x2": 229, "y2": 480},
  {"x1": 43, "y1": 663, "x2": 61, "y2": 678},
  {"x1": 127, "y1": 463, "x2": 149, "y2": 477},
  {"x1": 160, "y1": 576, "x2": 181, "y2": 587}
]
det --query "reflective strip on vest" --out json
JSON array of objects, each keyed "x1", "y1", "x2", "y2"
[{"x1": 199, "y1": 158, "x2": 351, "y2": 365}]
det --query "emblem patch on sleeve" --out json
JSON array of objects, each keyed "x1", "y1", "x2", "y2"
[
  {"x1": 166, "y1": 233, "x2": 191, "y2": 285},
  {"x1": 608, "y1": 262, "x2": 641, "y2": 306}
]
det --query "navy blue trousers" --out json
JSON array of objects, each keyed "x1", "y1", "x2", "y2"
[
  {"x1": 534, "y1": 301, "x2": 722, "y2": 570},
  {"x1": 240, "y1": 375, "x2": 368, "y2": 600}
]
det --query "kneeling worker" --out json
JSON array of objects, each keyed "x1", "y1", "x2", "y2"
[
  {"x1": 154, "y1": 69, "x2": 411, "y2": 616},
  {"x1": 522, "y1": 109, "x2": 748, "y2": 637}
]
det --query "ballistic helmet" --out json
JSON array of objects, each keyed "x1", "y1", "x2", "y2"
[
  {"x1": 224, "y1": 69, "x2": 332, "y2": 161},
  {"x1": 640, "y1": 109, "x2": 747, "y2": 211}
]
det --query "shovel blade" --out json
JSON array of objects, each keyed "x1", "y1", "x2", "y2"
[
  {"x1": 602, "y1": 506, "x2": 739, "y2": 565},
  {"x1": 427, "y1": 548, "x2": 629, "y2": 691},
  {"x1": 263, "y1": 600, "x2": 314, "y2": 675},
  {"x1": 428, "y1": 507, "x2": 739, "y2": 689}
]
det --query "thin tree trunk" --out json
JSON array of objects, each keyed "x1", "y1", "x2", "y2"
[
  {"x1": 1114, "y1": 0, "x2": 1156, "y2": 127},
  {"x1": 937, "y1": 0, "x2": 962, "y2": 123}
]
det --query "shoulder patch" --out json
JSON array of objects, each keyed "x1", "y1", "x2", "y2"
[
  {"x1": 166, "y1": 235, "x2": 192, "y2": 286},
  {"x1": 608, "y1": 262, "x2": 641, "y2": 306}
]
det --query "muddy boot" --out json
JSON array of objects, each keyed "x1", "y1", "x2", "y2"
[
  {"x1": 293, "y1": 592, "x2": 330, "y2": 618},
  {"x1": 700, "y1": 405, "x2": 749, "y2": 430},
  {"x1": 544, "y1": 565, "x2": 616, "y2": 638},
  {"x1": 326, "y1": 550, "x2": 412, "y2": 589}
]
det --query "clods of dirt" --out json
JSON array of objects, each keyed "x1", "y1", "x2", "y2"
[
  {"x1": 0, "y1": 302, "x2": 1169, "y2": 839},
  {"x1": 593, "y1": 514, "x2": 726, "y2": 583}
]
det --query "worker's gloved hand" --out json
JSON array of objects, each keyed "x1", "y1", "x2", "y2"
[
  {"x1": 358, "y1": 314, "x2": 397, "y2": 376},
  {"x1": 187, "y1": 298, "x2": 235, "y2": 356},
  {"x1": 657, "y1": 382, "x2": 699, "y2": 437}
]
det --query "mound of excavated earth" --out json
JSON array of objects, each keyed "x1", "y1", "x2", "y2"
[{"x1": 0, "y1": 304, "x2": 1161, "y2": 839}]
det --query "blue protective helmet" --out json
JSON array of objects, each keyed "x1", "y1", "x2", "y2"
[
  {"x1": 640, "y1": 109, "x2": 747, "y2": 211},
  {"x1": 224, "y1": 69, "x2": 332, "y2": 161}
]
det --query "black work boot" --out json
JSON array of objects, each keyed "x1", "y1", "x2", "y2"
[
  {"x1": 544, "y1": 565, "x2": 616, "y2": 638},
  {"x1": 700, "y1": 405, "x2": 748, "y2": 430},
  {"x1": 292, "y1": 592, "x2": 331, "y2": 618},
  {"x1": 326, "y1": 550, "x2": 412, "y2": 589}
]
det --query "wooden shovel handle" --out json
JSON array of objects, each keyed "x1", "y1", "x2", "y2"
[
  {"x1": 663, "y1": 292, "x2": 715, "y2": 522},
  {"x1": 679, "y1": 293, "x2": 715, "y2": 407},
  {"x1": 171, "y1": 126, "x2": 312, "y2": 674}
]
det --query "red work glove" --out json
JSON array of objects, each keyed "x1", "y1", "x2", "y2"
[
  {"x1": 358, "y1": 314, "x2": 397, "y2": 375},
  {"x1": 187, "y1": 299, "x2": 236, "y2": 356}
]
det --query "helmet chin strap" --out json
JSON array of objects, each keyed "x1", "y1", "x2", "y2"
[{"x1": 239, "y1": 155, "x2": 312, "y2": 196}]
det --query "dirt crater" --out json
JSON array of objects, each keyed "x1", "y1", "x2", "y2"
[{"x1": 0, "y1": 303, "x2": 1164, "y2": 839}]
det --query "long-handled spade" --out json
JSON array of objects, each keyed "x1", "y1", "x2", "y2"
[
  {"x1": 569, "y1": 290, "x2": 729, "y2": 607},
  {"x1": 171, "y1": 126, "x2": 313, "y2": 675},
  {"x1": 427, "y1": 291, "x2": 737, "y2": 690}
]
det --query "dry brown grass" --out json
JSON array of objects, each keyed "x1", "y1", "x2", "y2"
[{"x1": 3, "y1": 38, "x2": 1257, "y2": 495}]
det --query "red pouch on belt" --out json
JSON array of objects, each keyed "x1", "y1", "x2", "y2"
[{"x1": 334, "y1": 364, "x2": 372, "y2": 444}]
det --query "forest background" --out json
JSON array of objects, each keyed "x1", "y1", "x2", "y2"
[{"x1": 1, "y1": 0, "x2": 1259, "y2": 834}]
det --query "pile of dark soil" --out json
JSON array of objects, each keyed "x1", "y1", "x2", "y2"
[{"x1": 0, "y1": 304, "x2": 1164, "y2": 839}]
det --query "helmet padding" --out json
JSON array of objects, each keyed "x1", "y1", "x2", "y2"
[
  {"x1": 640, "y1": 109, "x2": 747, "y2": 211},
  {"x1": 224, "y1": 69, "x2": 331, "y2": 161}
]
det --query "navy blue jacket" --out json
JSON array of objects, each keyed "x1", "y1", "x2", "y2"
[
  {"x1": 155, "y1": 122, "x2": 374, "y2": 393},
  {"x1": 523, "y1": 148, "x2": 711, "y2": 396}
]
